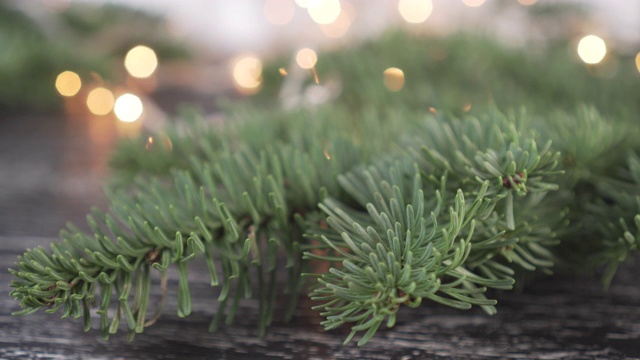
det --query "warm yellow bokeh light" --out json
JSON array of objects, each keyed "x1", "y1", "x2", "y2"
[
  {"x1": 320, "y1": 9, "x2": 351, "y2": 38},
  {"x1": 517, "y1": 0, "x2": 538, "y2": 5},
  {"x1": 577, "y1": 35, "x2": 607, "y2": 65},
  {"x1": 124, "y1": 45, "x2": 158, "y2": 78},
  {"x1": 146, "y1": 136, "x2": 154, "y2": 150},
  {"x1": 635, "y1": 53, "x2": 640, "y2": 73},
  {"x1": 232, "y1": 56, "x2": 263, "y2": 93},
  {"x1": 86, "y1": 87, "x2": 115, "y2": 116},
  {"x1": 264, "y1": 0, "x2": 295, "y2": 25},
  {"x1": 296, "y1": 48, "x2": 318, "y2": 69},
  {"x1": 55, "y1": 71, "x2": 82, "y2": 97},
  {"x1": 463, "y1": 0, "x2": 485, "y2": 7},
  {"x1": 383, "y1": 67, "x2": 405, "y2": 92},
  {"x1": 308, "y1": 0, "x2": 341, "y2": 25},
  {"x1": 295, "y1": 0, "x2": 310, "y2": 8},
  {"x1": 114, "y1": 93, "x2": 143, "y2": 122},
  {"x1": 398, "y1": 0, "x2": 433, "y2": 24}
]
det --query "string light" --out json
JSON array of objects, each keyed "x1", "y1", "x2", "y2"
[
  {"x1": 114, "y1": 93, "x2": 144, "y2": 122},
  {"x1": 124, "y1": 45, "x2": 158, "y2": 78},
  {"x1": 264, "y1": 0, "x2": 295, "y2": 25},
  {"x1": 232, "y1": 55, "x2": 263, "y2": 94},
  {"x1": 296, "y1": 48, "x2": 318, "y2": 69},
  {"x1": 577, "y1": 35, "x2": 607, "y2": 65},
  {"x1": 55, "y1": 71, "x2": 82, "y2": 97},
  {"x1": 145, "y1": 135, "x2": 173, "y2": 151},
  {"x1": 463, "y1": 0, "x2": 485, "y2": 7},
  {"x1": 398, "y1": 0, "x2": 433, "y2": 24},
  {"x1": 308, "y1": 0, "x2": 341, "y2": 25},
  {"x1": 86, "y1": 87, "x2": 115, "y2": 116},
  {"x1": 383, "y1": 67, "x2": 405, "y2": 91}
]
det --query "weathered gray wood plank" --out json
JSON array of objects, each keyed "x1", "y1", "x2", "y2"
[{"x1": 2, "y1": 236, "x2": 639, "y2": 359}]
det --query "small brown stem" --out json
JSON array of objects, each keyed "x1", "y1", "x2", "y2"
[
  {"x1": 146, "y1": 248, "x2": 161, "y2": 263},
  {"x1": 503, "y1": 172, "x2": 525, "y2": 188}
]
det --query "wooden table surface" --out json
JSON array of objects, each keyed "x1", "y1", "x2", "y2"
[{"x1": 1, "y1": 114, "x2": 639, "y2": 359}]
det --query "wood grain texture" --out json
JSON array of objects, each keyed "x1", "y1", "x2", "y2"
[
  {"x1": 1, "y1": 115, "x2": 639, "y2": 359},
  {"x1": 2, "y1": 236, "x2": 640, "y2": 359}
]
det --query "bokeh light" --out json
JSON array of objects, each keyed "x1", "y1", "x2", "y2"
[
  {"x1": 86, "y1": 87, "x2": 115, "y2": 116},
  {"x1": 264, "y1": 0, "x2": 295, "y2": 25},
  {"x1": 463, "y1": 0, "x2": 485, "y2": 7},
  {"x1": 398, "y1": 0, "x2": 433, "y2": 24},
  {"x1": 635, "y1": 53, "x2": 640, "y2": 73},
  {"x1": 124, "y1": 45, "x2": 158, "y2": 78},
  {"x1": 296, "y1": 48, "x2": 318, "y2": 69},
  {"x1": 308, "y1": 0, "x2": 341, "y2": 25},
  {"x1": 146, "y1": 136, "x2": 154, "y2": 150},
  {"x1": 232, "y1": 55, "x2": 263, "y2": 94},
  {"x1": 517, "y1": 0, "x2": 538, "y2": 5},
  {"x1": 577, "y1": 35, "x2": 607, "y2": 65},
  {"x1": 295, "y1": 0, "x2": 310, "y2": 8},
  {"x1": 383, "y1": 67, "x2": 405, "y2": 91},
  {"x1": 114, "y1": 93, "x2": 144, "y2": 122},
  {"x1": 320, "y1": 7, "x2": 352, "y2": 38},
  {"x1": 55, "y1": 71, "x2": 82, "y2": 97}
]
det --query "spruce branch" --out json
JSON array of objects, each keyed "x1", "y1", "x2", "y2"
[
  {"x1": 406, "y1": 112, "x2": 565, "y2": 273},
  {"x1": 516, "y1": 107, "x2": 640, "y2": 287},
  {"x1": 539, "y1": 106, "x2": 640, "y2": 186},
  {"x1": 465, "y1": 192, "x2": 567, "y2": 277},
  {"x1": 8, "y1": 28, "x2": 640, "y2": 347},
  {"x1": 412, "y1": 113, "x2": 562, "y2": 199},
  {"x1": 305, "y1": 162, "x2": 514, "y2": 345},
  {"x1": 9, "y1": 137, "x2": 362, "y2": 338},
  {"x1": 562, "y1": 153, "x2": 640, "y2": 288}
]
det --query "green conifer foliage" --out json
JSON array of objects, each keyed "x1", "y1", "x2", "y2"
[{"x1": 9, "y1": 30, "x2": 640, "y2": 345}]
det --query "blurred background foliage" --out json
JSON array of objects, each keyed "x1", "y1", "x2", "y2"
[{"x1": 0, "y1": 1, "x2": 188, "y2": 114}]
